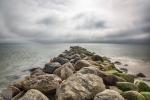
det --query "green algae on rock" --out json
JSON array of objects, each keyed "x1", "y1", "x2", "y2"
[
  {"x1": 122, "y1": 91, "x2": 145, "y2": 100},
  {"x1": 116, "y1": 82, "x2": 138, "y2": 91},
  {"x1": 135, "y1": 81, "x2": 150, "y2": 92},
  {"x1": 113, "y1": 72, "x2": 135, "y2": 83},
  {"x1": 140, "y1": 92, "x2": 150, "y2": 100}
]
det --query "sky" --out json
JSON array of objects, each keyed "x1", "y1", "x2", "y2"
[{"x1": 0, "y1": 0, "x2": 150, "y2": 43}]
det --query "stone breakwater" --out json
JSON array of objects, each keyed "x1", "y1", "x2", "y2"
[{"x1": 0, "y1": 46, "x2": 150, "y2": 100}]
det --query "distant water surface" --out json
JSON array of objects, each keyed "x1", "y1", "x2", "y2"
[{"x1": 0, "y1": 43, "x2": 150, "y2": 89}]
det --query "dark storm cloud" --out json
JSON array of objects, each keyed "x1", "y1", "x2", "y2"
[
  {"x1": 135, "y1": 0, "x2": 150, "y2": 34},
  {"x1": 76, "y1": 18, "x2": 106, "y2": 30},
  {"x1": 37, "y1": 15, "x2": 62, "y2": 27},
  {"x1": 0, "y1": 0, "x2": 150, "y2": 43},
  {"x1": 73, "y1": 13, "x2": 107, "y2": 30}
]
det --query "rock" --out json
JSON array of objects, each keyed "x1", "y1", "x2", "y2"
[
  {"x1": 140, "y1": 92, "x2": 150, "y2": 100},
  {"x1": 135, "y1": 81, "x2": 150, "y2": 92},
  {"x1": 88, "y1": 60, "x2": 104, "y2": 70},
  {"x1": 106, "y1": 70, "x2": 120, "y2": 74},
  {"x1": 78, "y1": 67, "x2": 125, "y2": 85},
  {"x1": 142, "y1": 78, "x2": 150, "y2": 81},
  {"x1": 43, "y1": 62, "x2": 61, "y2": 74},
  {"x1": 77, "y1": 66, "x2": 106, "y2": 77},
  {"x1": 119, "y1": 68, "x2": 128, "y2": 73},
  {"x1": 70, "y1": 54, "x2": 81, "y2": 64},
  {"x1": 30, "y1": 68, "x2": 45, "y2": 76},
  {"x1": 12, "y1": 81, "x2": 24, "y2": 91},
  {"x1": 121, "y1": 91, "x2": 145, "y2": 100},
  {"x1": 124, "y1": 64, "x2": 128, "y2": 66},
  {"x1": 63, "y1": 62, "x2": 75, "y2": 72},
  {"x1": 136, "y1": 73, "x2": 146, "y2": 78},
  {"x1": 58, "y1": 53, "x2": 66, "y2": 58},
  {"x1": 109, "y1": 86, "x2": 123, "y2": 93},
  {"x1": 116, "y1": 82, "x2": 138, "y2": 91},
  {"x1": 56, "y1": 73, "x2": 105, "y2": 100},
  {"x1": 1, "y1": 86, "x2": 20, "y2": 99},
  {"x1": 102, "y1": 57, "x2": 111, "y2": 62},
  {"x1": 101, "y1": 62, "x2": 115, "y2": 71},
  {"x1": 94, "y1": 89, "x2": 125, "y2": 100},
  {"x1": 52, "y1": 57, "x2": 69, "y2": 65},
  {"x1": 21, "y1": 74, "x2": 62, "y2": 93},
  {"x1": 91, "y1": 55, "x2": 103, "y2": 62},
  {"x1": 88, "y1": 60, "x2": 99, "y2": 66},
  {"x1": 114, "y1": 72, "x2": 135, "y2": 83},
  {"x1": 70, "y1": 54, "x2": 81, "y2": 59},
  {"x1": 114, "y1": 61, "x2": 122, "y2": 65},
  {"x1": 12, "y1": 91, "x2": 26, "y2": 100},
  {"x1": 0, "y1": 95, "x2": 4, "y2": 100},
  {"x1": 53, "y1": 62, "x2": 75, "y2": 80},
  {"x1": 69, "y1": 46, "x2": 95, "y2": 56},
  {"x1": 103, "y1": 74, "x2": 126, "y2": 86},
  {"x1": 74, "y1": 60, "x2": 91, "y2": 71},
  {"x1": 18, "y1": 89, "x2": 49, "y2": 100}
]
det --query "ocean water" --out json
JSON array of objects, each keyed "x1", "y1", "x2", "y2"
[{"x1": 0, "y1": 43, "x2": 150, "y2": 89}]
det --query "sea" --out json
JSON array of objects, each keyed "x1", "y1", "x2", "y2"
[{"x1": 0, "y1": 43, "x2": 150, "y2": 90}]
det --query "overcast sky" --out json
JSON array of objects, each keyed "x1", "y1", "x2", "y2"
[{"x1": 0, "y1": 0, "x2": 150, "y2": 43}]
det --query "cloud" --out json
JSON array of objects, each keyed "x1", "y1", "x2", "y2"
[
  {"x1": 73, "y1": 13, "x2": 107, "y2": 30},
  {"x1": 0, "y1": 0, "x2": 150, "y2": 43}
]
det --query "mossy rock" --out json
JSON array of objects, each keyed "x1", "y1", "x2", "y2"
[
  {"x1": 135, "y1": 81, "x2": 150, "y2": 92},
  {"x1": 114, "y1": 72, "x2": 135, "y2": 83},
  {"x1": 122, "y1": 91, "x2": 145, "y2": 100},
  {"x1": 102, "y1": 62, "x2": 115, "y2": 71},
  {"x1": 106, "y1": 70, "x2": 120, "y2": 75},
  {"x1": 116, "y1": 82, "x2": 138, "y2": 91},
  {"x1": 109, "y1": 86, "x2": 123, "y2": 93},
  {"x1": 102, "y1": 57, "x2": 111, "y2": 62},
  {"x1": 140, "y1": 92, "x2": 150, "y2": 100}
]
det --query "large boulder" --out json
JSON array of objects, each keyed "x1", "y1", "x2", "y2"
[
  {"x1": 21, "y1": 74, "x2": 62, "y2": 93},
  {"x1": 87, "y1": 60, "x2": 104, "y2": 70},
  {"x1": 91, "y1": 55, "x2": 103, "y2": 62},
  {"x1": 94, "y1": 89, "x2": 125, "y2": 100},
  {"x1": 114, "y1": 73, "x2": 135, "y2": 83},
  {"x1": 18, "y1": 89, "x2": 49, "y2": 100},
  {"x1": 103, "y1": 74, "x2": 126, "y2": 86},
  {"x1": 116, "y1": 82, "x2": 138, "y2": 91},
  {"x1": 109, "y1": 86, "x2": 123, "y2": 93},
  {"x1": 52, "y1": 57, "x2": 69, "y2": 65},
  {"x1": 43, "y1": 62, "x2": 61, "y2": 74},
  {"x1": 0, "y1": 95, "x2": 4, "y2": 100},
  {"x1": 101, "y1": 62, "x2": 115, "y2": 71},
  {"x1": 30, "y1": 68, "x2": 45, "y2": 76},
  {"x1": 74, "y1": 60, "x2": 91, "y2": 71},
  {"x1": 136, "y1": 73, "x2": 146, "y2": 78},
  {"x1": 56, "y1": 73, "x2": 106, "y2": 100},
  {"x1": 77, "y1": 66, "x2": 106, "y2": 77},
  {"x1": 70, "y1": 54, "x2": 81, "y2": 64},
  {"x1": 1, "y1": 86, "x2": 20, "y2": 100},
  {"x1": 140, "y1": 92, "x2": 150, "y2": 100},
  {"x1": 135, "y1": 81, "x2": 150, "y2": 92},
  {"x1": 53, "y1": 62, "x2": 75, "y2": 80},
  {"x1": 121, "y1": 91, "x2": 145, "y2": 100},
  {"x1": 78, "y1": 67, "x2": 125, "y2": 86},
  {"x1": 114, "y1": 61, "x2": 122, "y2": 65},
  {"x1": 69, "y1": 46, "x2": 95, "y2": 57}
]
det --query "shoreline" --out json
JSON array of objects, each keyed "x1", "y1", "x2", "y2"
[{"x1": 0, "y1": 46, "x2": 150, "y2": 100}]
